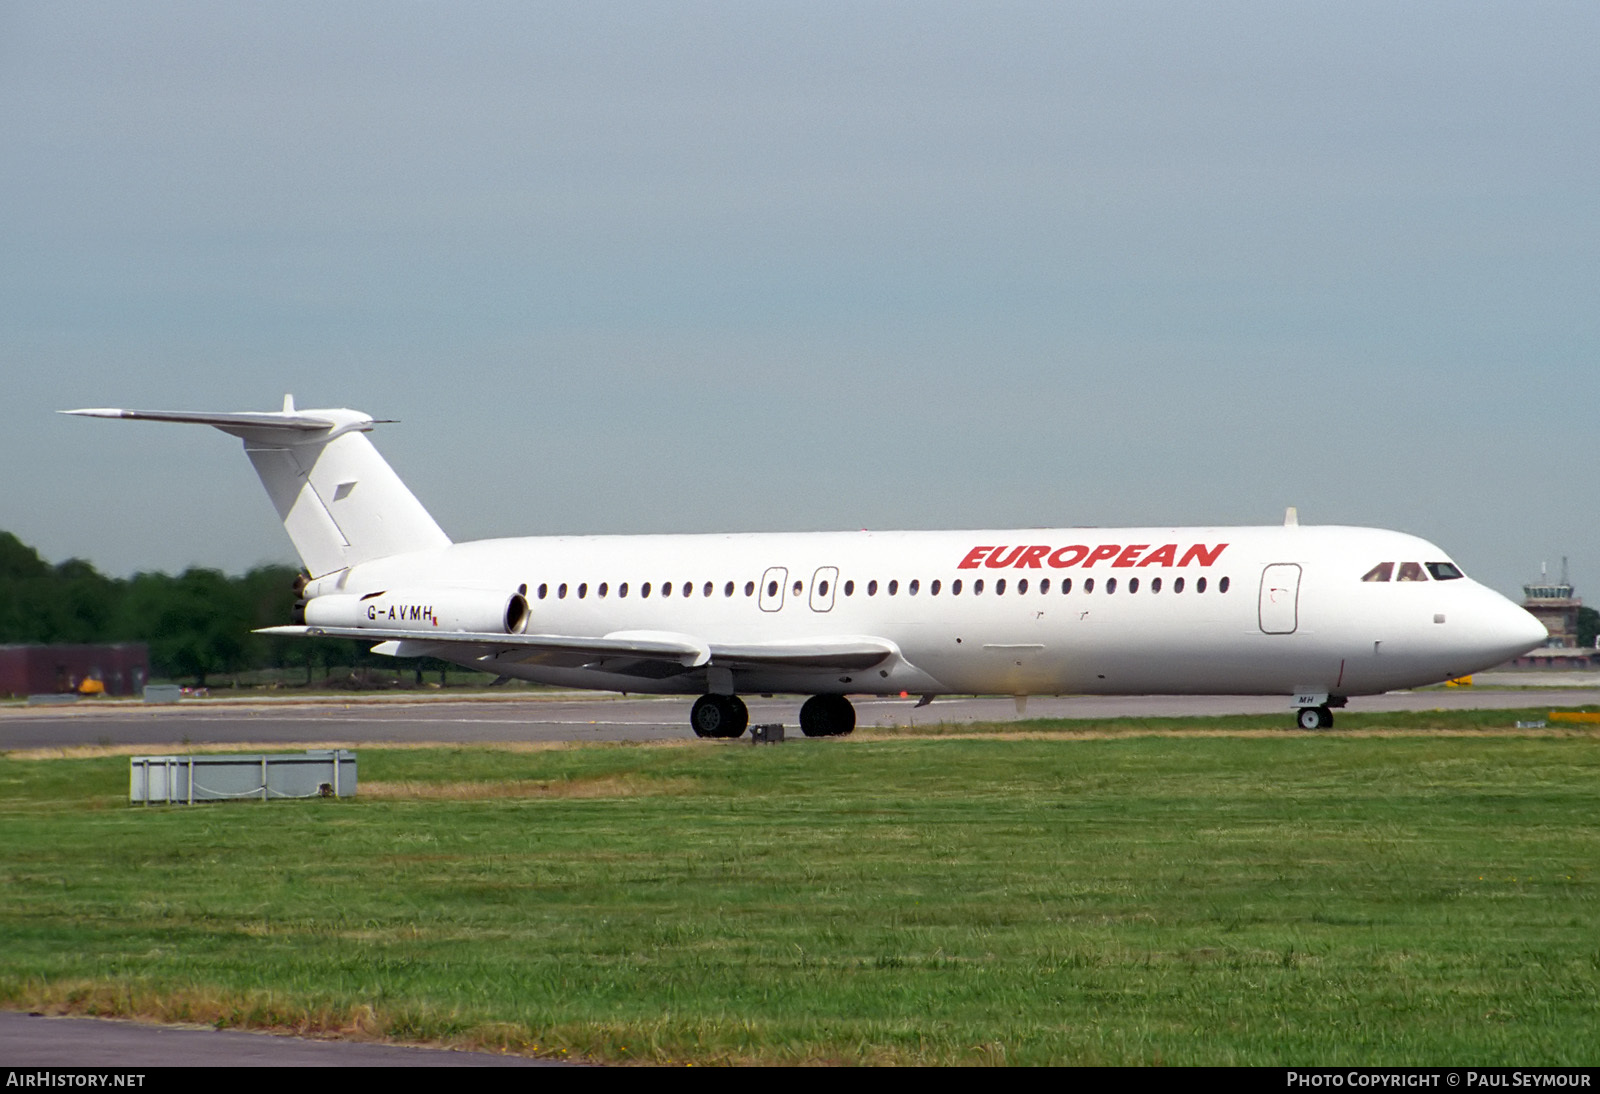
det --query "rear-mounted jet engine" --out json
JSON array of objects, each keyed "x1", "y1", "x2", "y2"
[{"x1": 300, "y1": 589, "x2": 530, "y2": 635}]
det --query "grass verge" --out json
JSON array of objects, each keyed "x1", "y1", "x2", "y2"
[{"x1": 2, "y1": 719, "x2": 1596, "y2": 1065}]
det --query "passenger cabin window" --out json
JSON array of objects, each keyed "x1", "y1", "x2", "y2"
[
  {"x1": 745, "y1": 581, "x2": 755, "y2": 597},
  {"x1": 1397, "y1": 562, "x2": 1427, "y2": 582},
  {"x1": 1362, "y1": 562, "x2": 1395, "y2": 582},
  {"x1": 1427, "y1": 562, "x2": 1464, "y2": 580},
  {"x1": 844, "y1": 580, "x2": 855, "y2": 596}
]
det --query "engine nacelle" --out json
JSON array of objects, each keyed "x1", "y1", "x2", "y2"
[{"x1": 304, "y1": 588, "x2": 530, "y2": 635}]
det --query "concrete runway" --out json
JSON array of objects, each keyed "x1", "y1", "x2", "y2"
[{"x1": 4, "y1": 675, "x2": 1597, "y2": 751}]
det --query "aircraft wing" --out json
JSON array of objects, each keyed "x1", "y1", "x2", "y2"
[{"x1": 256, "y1": 625, "x2": 897, "y2": 678}]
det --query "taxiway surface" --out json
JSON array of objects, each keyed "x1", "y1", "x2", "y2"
[{"x1": 4, "y1": 678, "x2": 1595, "y2": 751}]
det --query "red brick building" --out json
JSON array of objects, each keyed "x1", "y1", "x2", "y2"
[{"x1": 0, "y1": 644, "x2": 149, "y2": 698}]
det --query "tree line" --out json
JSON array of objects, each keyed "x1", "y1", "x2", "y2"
[{"x1": 0, "y1": 531, "x2": 462, "y2": 686}]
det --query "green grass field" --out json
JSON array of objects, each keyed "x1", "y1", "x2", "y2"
[{"x1": 2, "y1": 717, "x2": 1596, "y2": 1065}]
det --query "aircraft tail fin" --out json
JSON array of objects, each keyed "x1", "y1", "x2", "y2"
[{"x1": 64, "y1": 395, "x2": 451, "y2": 577}]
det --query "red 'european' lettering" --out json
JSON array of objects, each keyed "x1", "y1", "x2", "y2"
[
  {"x1": 1048, "y1": 545, "x2": 1089, "y2": 568},
  {"x1": 1111, "y1": 544, "x2": 1148, "y2": 567},
  {"x1": 1179, "y1": 543, "x2": 1228, "y2": 567},
  {"x1": 957, "y1": 541, "x2": 1229, "y2": 569},
  {"x1": 1014, "y1": 545, "x2": 1050, "y2": 568},
  {"x1": 985, "y1": 546, "x2": 1027, "y2": 568},
  {"x1": 1081, "y1": 544, "x2": 1121, "y2": 568},
  {"x1": 958, "y1": 546, "x2": 992, "y2": 569},
  {"x1": 1137, "y1": 544, "x2": 1177, "y2": 567}
]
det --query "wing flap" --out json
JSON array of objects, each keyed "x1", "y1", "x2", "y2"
[
  {"x1": 259, "y1": 626, "x2": 897, "y2": 675},
  {"x1": 707, "y1": 636, "x2": 897, "y2": 671},
  {"x1": 258, "y1": 625, "x2": 712, "y2": 667}
]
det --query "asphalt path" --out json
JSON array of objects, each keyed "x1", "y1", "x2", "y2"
[
  {"x1": 0, "y1": 1011, "x2": 562, "y2": 1067},
  {"x1": 4, "y1": 676, "x2": 1597, "y2": 751}
]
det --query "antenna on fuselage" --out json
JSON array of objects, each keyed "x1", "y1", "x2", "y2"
[{"x1": 1284, "y1": 506, "x2": 1299, "y2": 527}]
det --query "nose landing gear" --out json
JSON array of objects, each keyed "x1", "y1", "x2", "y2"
[{"x1": 1296, "y1": 706, "x2": 1334, "y2": 730}]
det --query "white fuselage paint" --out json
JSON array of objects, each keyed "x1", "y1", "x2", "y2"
[{"x1": 303, "y1": 524, "x2": 1547, "y2": 699}]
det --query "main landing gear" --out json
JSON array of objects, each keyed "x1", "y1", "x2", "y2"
[
  {"x1": 690, "y1": 694, "x2": 748, "y2": 739},
  {"x1": 687, "y1": 693, "x2": 857, "y2": 739},
  {"x1": 799, "y1": 694, "x2": 856, "y2": 738}
]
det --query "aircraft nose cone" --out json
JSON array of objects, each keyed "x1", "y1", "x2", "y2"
[
  {"x1": 1486, "y1": 598, "x2": 1550, "y2": 663},
  {"x1": 1511, "y1": 604, "x2": 1551, "y2": 652}
]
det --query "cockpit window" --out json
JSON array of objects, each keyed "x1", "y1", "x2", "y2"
[
  {"x1": 1397, "y1": 562, "x2": 1427, "y2": 582},
  {"x1": 1361, "y1": 562, "x2": 1394, "y2": 582},
  {"x1": 1426, "y1": 562, "x2": 1464, "y2": 581}
]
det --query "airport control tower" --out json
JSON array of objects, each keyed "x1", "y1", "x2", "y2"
[{"x1": 1522, "y1": 560, "x2": 1578, "y2": 648}]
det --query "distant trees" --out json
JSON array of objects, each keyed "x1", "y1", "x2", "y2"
[
  {"x1": 0, "y1": 531, "x2": 488, "y2": 687},
  {"x1": 0, "y1": 532, "x2": 125, "y2": 645},
  {"x1": 1578, "y1": 606, "x2": 1599, "y2": 649},
  {"x1": 0, "y1": 531, "x2": 318, "y2": 685}
]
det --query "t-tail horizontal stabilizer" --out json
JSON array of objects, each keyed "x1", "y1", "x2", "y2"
[{"x1": 62, "y1": 395, "x2": 451, "y2": 578}]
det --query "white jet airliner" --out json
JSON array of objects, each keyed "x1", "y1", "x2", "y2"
[{"x1": 67, "y1": 398, "x2": 1547, "y2": 735}]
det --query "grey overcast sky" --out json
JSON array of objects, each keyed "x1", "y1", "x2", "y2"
[{"x1": 2, "y1": 1, "x2": 1595, "y2": 599}]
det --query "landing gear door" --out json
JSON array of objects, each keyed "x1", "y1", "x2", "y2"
[
  {"x1": 1259, "y1": 563, "x2": 1302, "y2": 635},
  {"x1": 809, "y1": 566, "x2": 839, "y2": 612},
  {"x1": 759, "y1": 566, "x2": 788, "y2": 612}
]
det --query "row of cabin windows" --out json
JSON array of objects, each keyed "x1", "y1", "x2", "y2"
[
  {"x1": 533, "y1": 574, "x2": 1232, "y2": 600},
  {"x1": 1361, "y1": 561, "x2": 1465, "y2": 583},
  {"x1": 536, "y1": 580, "x2": 740, "y2": 600}
]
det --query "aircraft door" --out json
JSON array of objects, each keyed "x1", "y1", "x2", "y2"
[
  {"x1": 809, "y1": 566, "x2": 839, "y2": 612},
  {"x1": 759, "y1": 566, "x2": 788, "y2": 612},
  {"x1": 1259, "y1": 564, "x2": 1301, "y2": 634}
]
